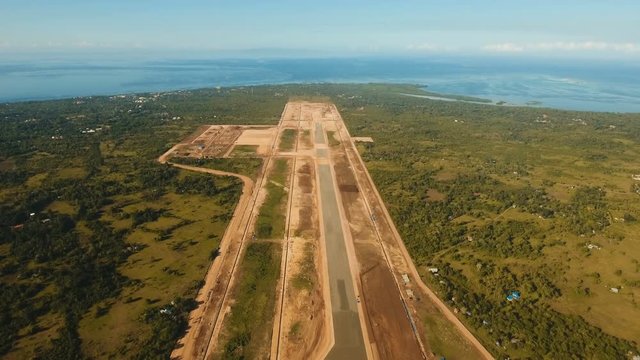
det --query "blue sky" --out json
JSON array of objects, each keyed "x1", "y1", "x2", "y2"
[{"x1": 1, "y1": 0, "x2": 639, "y2": 58}]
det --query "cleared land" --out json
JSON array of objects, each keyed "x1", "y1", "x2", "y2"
[
  {"x1": 163, "y1": 100, "x2": 491, "y2": 360},
  {"x1": 163, "y1": 102, "x2": 330, "y2": 360},
  {"x1": 274, "y1": 102, "x2": 329, "y2": 360},
  {"x1": 4, "y1": 83, "x2": 639, "y2": 360},
  {"x1": 277, "y1": 159, "x2": 328, "y2": 360},
  {"x1": 333, "y1": 85, "x2": 640, "y2": 358}
]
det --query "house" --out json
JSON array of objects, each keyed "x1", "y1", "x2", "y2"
[
  {"x1": 610, "y1": 287, "x2": 620, "y2": 294},
  {"x1": 402, "y1": 274, "x2": 410, "y2": 284},
  {"x1": 633, "y1": 175, "x2": 640, "y2": 181},
  {"x1": 506, "y1": 290, "x2": 521, "y2": 301},
  {"x1": 428, "y1": 268, "x2": 439, "y2": 273},
  {"x1": 406, "y1": 289, "x2": 415, "y2": 299}
]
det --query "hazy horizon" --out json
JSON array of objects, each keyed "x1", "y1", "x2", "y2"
[
  {"x1": 2, "y1": 1, "x2": 640, "y2": 112},
  {"x1": 2, "y1": 56, "x2": 639, "y2": 113},
  {"x1": 2, "y1": 0, "x2": 639, "y2": 60}
]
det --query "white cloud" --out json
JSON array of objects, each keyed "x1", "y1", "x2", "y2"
[
  {"x1": 407, "y1": 43, "x2": 440, "y2": 51},
  {"x1": 484, "y1": 41, "x2": 640, "y2": 53},
  {"x1": 406, "y1": 43, "x2": 461, "y2": 52},
  {"x1": 483, "y1": 43, "x2": 524, "y2": 52}
]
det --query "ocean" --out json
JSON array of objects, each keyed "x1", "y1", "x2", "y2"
[{"x1": 1, "y1": 56, "x2": 639, "y2": 113}]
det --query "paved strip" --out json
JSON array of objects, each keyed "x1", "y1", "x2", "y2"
[{"x1": 318, "y1": 164, "x2": 367, "y2": 360}]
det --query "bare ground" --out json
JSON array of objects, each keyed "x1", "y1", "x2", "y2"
[
  {"x1": 163, "y1": 101, "x2": 492, "y2": 360},
  {"x1": 276, "y1": 119, "x2": 329, "y2": 360},
  {"x1": 330, "y1": 104, "x2": 493, "y2": 359},
  {"x1": 330, "y1": 135, "x2": 424, "y2": 360}
]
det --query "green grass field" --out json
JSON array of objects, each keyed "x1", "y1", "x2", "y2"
[
  {"x1": 335, "y1": 88, "x2": 640, "y2": 358},
  {"x1": 78, "y1": 173, "x2": 239, "y2": 358},
  {"x1": 255, "y1": 158, "x2": 290, "y2": 239},
  {"x1": 217, "y1": 242, "x2": 282, "y2": 359},
  {"x1": 326, "y1": 130, "x2": 341, "y2": 147},
  {"x1": 278, "y1": 128, "x2": 297, "y2": 152},
  {"x1": 230, "y1": 144, "x2": 259, "y2": 157},
  {"x1": 215, "y1": 157, "x2": 290, "y2": 358},
  {"x1": 2, "y1": 83, "x2": 639, "y2": 358}
]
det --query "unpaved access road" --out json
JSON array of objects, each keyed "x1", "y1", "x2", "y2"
[
  {"x1": 159, "y1": 133, "x2": 259, "y2": 360},
  {"x1": 329, "y1": 104, "x2": 493, "y2": 360},
  {"x1": 162, "y1": 101, "x2": 493, "y2": 360}
]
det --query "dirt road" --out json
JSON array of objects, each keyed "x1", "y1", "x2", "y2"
[
  {"x1": 159, "y1": 143, "x2": 256, "y2": 360},
  {"x1": 161, "y1": 112, "x2": 282, "y2": 360},
  {"x1": 163, "y1": 100, "x2": 493, "y2": 360},
  {"x1": 329, "y1": 104, "x2": 494, "y2": 360},
  {"x1": 158, "y1": 145, "x2": 262, "y2": 359}
]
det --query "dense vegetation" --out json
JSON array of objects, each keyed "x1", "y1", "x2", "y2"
[
  {"x1": 220, "y1": 242, "x2": 281, "y2": 359},
  {"x1": 0, "y1": 86, "x2": 285, "y2": 358},
  {"x1": 278, "y1": 128, "x2": 297, "y2": 152},
  {"x1": 327, "y1": 85, "x2": 640, "y2": 358},
  {"x1": 2, "y1": 83, "x2": 639, "y2": 358},
  {"x1": 255, "y1": 158, "x2": 290, "y2": 240}
]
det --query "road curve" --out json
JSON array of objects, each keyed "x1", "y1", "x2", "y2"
[{"x1": 158, "y1": 147, "x2": 255, "y2": 360}]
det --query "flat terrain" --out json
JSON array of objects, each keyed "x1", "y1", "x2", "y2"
[
  {"x1": 317, "y1": 163, "x2": 367, "y2": 360},
  {"x1": 0, "y1": 86, "x2": 288, "y2": 359},
  {"x1": 164, "y1": 100, "x2": 491, "y2": 360},
  {"x1": 331, "y1": 85, "x2": 640, "y2": 359},
  {"x1": 163, "y1": 103, "x2": 330, "y2": 360},
  {"x1": 6, "y1": 84, "x2": 638, "y2": 359}
]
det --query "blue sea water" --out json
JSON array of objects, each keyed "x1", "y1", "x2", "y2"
[{"x1": 1, "y1": 56, "x2": 639, "y2": 113}]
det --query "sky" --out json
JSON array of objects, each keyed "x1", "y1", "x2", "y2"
[{"x1": 1, "y1": 0, "x2": 639, "y2": 59}]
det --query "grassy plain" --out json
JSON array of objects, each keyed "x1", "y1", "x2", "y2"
[
  {"x1": 326, "y1": 130, "x2": 341, "y2": 147},
  {"x1": 278, "y1": 128, "x2": 297, "y2": 152},
  {"x1": 332, "y1": 87, "x2": 640, "y2": 358},
  {"x1": 0, "y1": 86, "x2": 285, "y2": 358},
  {"x1": 255, "y1": 158, "x2": 290, "y2": 239},
  {"x1": 2, "y1": 83, "x2": 639, "y2": 359},
  {"x1": 217, "y1": 157, "x2": 290, "y2": 358},
  {"x1": 230, "y1": 144, "x2": 259, "y2": 157},
  {"x1": 78, "y1": 175, "x2": 239, "y2": 358},
  {"x1": 218, "y1": 242, "x2": 282, "y2": 359}
]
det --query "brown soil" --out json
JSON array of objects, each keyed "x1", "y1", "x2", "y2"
[
  {"x1": 235, "y1": 128, "x2": 277, "y2": 156},
  {"x1": 181, "y1": 125, "x2": 211, "y2": 144},
  {"x1": 427, "y1": 188, "x2": 446, "y2": 202},
  {"x1": 277, "y1": 132, "x2": 328, "y2": 360},
  {"x1": 164, "y1": 100, "x2": 492, "y2": 360},
  {"x1": 360, "y1": 261, "x2": 424, "y2": 360},
  {"x1": 329, "y1": 143, "x2": 423, "y2": 359},
  {"x1": 331, "y1": 104, "x2": 493, "y2": 359}
]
